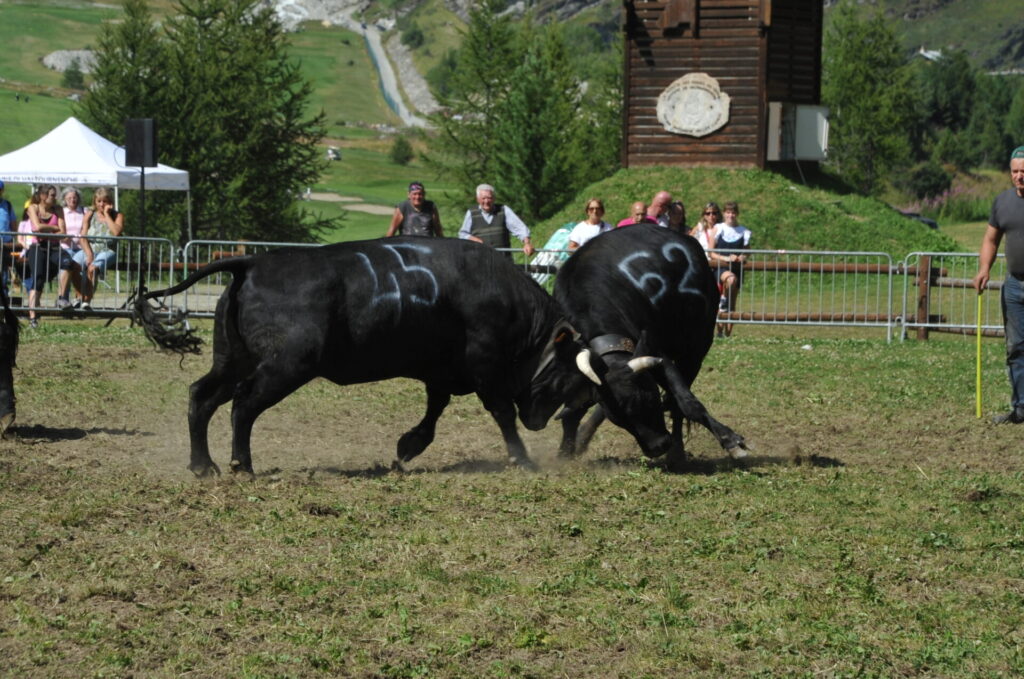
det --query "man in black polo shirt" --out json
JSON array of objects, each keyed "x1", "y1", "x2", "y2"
[
  {"x1": 974, "y1": 145, "x2": 1024, "y2": 423},
  {"x1": 458, "y1": 184, "x2": 534, "y2": 257}
]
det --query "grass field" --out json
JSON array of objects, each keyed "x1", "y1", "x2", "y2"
[
  {"x1": 398, "y1": 0, "x2": 463, "y2": 80},
  {"x1": 0, "y1": 85, "x2": 74, "y2": 156},
  {"x1": 315, "y1": 138, "x2": 458, "y2": 242},
  {"x1": 0, "y1": 1, "x2": 116, "y2": 88},
  {"x1": 2, "y1": 321, "x2": 1024, "y2": 676}
]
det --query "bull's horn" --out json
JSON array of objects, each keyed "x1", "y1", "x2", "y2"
[
  {"x1": 576, "y1": 349, "x2": 602, "y2": 385},
  {"x1": 627, "y1": 356, "x2": 663, "y2": 373}
]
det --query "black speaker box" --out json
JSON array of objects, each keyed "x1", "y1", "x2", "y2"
[{"x1": 125, "y1": 118, "x2": 158, "y2": 167}]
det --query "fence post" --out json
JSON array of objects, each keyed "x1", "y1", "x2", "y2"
[{"x1": 916, "y1": 255, "x2": 931, "y2": 341}]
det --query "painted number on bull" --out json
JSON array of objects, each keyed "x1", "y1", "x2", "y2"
[
  {"x1": 617, "y1": 242, "x2": 702, "y2": 304},
  {"x1": 357, "y1": 243, "x2": 439, "y2": 311}
]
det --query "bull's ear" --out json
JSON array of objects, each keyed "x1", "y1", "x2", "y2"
[
  {"x1": 627, "y1": 356, "x2": 663, "y2": 373},
  {"x1": 634, "y1": 329, "x2": 653, "y2": 356}
]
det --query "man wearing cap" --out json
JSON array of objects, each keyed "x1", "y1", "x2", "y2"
[
  {"x1": 459, "y1": 184, "x2": 534, "y2": 257},
  {"x1": 0, "y1": 181, "x2": 18, "y2": 293},
  {"x1": 386, "y1": 182, "x2": 443, "y2": 237},
  {"x1": 973, "y1": 146, "x2": 1024, "y2": 423}
]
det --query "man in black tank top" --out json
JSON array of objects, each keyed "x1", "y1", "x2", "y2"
[
  {"x1": 975, "y1": 145, "x2": 1024, "y2": 423},
  {"x1": 458, "y1": 184, "x2": 535, "y2": 256},
  {"x1": 386, "y1": 182, "x2": 443, "y2": 237}
]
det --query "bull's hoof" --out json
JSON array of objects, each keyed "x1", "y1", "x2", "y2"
[
  {"x1": 391, "y1": 458, "x2": 407, "y2": 473},
  {"x1": 189, "y1": 461, "x2": 221, "y2": 478},
  {"x1": 665, "y1": 449, "x2": 690, "y2": 473},
  {"x1": 717, "y1": 429, "x2": 747, "y2": 453},
  {"x1": 229, "y1": 459, "x2": 255, "y2": 477},
  {"x1": 397, "y1": 429, "x2": 431, "y2": 462},
  {"x1": 508, "y1": 455, "x2": 538, "y2": 471},
  {"x1": 557, "y1": 442, "x2": 579, "y2": 459},
  {"x1": 727, "y1": 446, "x2": 749, "y2": 459},
  {"x1": 0, "y1": 411, "x2": 14, "y2": 439}
]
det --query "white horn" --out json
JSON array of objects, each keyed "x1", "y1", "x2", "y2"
[
  {"x1": 576, "y1": 349, "x2": 602, "y2": 385},
  {"x1": 627, "y1": 356, "x2": 663, "y2": 373}
]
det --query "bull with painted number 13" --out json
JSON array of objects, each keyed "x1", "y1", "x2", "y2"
[{"x1": 554, "y1": 224, "x2": 747, "y2": 468}]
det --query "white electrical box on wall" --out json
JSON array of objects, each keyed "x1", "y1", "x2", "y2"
[{"x1": 766, "y1": 103, "x2": 829, "y2": 161}]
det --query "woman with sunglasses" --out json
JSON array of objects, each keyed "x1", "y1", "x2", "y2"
[
  {"x1": 691, "y1": 202, "x2": 721, "y2": 251},
  {"x1": 568, "y1": 197, "x2": 613, "y2": 251}
]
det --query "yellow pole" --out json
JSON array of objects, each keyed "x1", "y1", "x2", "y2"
[{"x1": 977, "y1": 293, "x2": 983, "y2": 419}]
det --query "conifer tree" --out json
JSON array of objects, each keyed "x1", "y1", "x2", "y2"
[
  {"x1": 426, "y1": 1, "x2": 619, "y2": 222},
  {"x1": 77, "y1": 0, "x2": 327, "y2": 244},
  {"x1": 491, "y1": 24, "x2": 582, "y2": 222},
  {"x1": 425, "y1": 0, "x2": 523, "y2": 205},
  {"x1": 822, "y1": 1, "x2": 915, "y2": 195},
  {"x1": 61, "y1": 58, "x2": 86, "y2": 90}
]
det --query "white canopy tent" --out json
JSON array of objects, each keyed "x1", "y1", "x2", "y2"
[{"x1": 0, "y1": 117, "x2": 191, "y2": 238}]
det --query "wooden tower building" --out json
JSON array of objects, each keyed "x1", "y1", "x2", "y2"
[{"x1": 622, "y1": 0, "x2": 827, "y2": 169}]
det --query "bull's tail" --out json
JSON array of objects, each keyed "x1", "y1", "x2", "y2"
[{"x1": 133, "y1": 256, "x2": 254, "y2": 357}]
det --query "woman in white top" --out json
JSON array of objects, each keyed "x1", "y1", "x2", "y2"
[
  {"x1": 56, "y1": 187, "x2": 87, "y2": 307},
  {"x1": 568, "y1": 197, "x2": 613, "y2": 251},
  {"x1": 712, "y1": 201, "x2": 753, "y2": 337},
  {"x1": 690, "y1": 201, "x2": 721, "y2": 253}
]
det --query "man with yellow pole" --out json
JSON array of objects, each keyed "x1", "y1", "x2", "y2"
[{"x1": 973, "y1": 146, "x2": 1024, "y2": 423}]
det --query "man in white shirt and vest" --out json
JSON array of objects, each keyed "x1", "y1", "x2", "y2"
[{"x1": 459, "y1": 184, "x2": 535, "y2": 257}]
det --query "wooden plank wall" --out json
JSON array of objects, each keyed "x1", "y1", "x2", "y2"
[
  {"x1": 623, "y1": 0, "x2": 822, "y2": 168},
  {"x1": 765, "y1": 0, "x2": 822, "y2": 104}
]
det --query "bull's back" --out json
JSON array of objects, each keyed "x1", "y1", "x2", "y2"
[
  {"x1": 556, "y1": 226, "x2": 717, "y2": 356},
  {"x1": 229, "y1": 238, "x2": 551, "y2": 384}
]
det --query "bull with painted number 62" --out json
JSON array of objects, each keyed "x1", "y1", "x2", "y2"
[
  {"x1": 133, "y1": 238, "x2": 590, "y2": 477},
  {"x1": 553, "y1": 224, "x2": 747, "y2": 468}
]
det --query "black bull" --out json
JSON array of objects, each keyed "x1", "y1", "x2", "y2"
[
  {"x1": 0, "y1": 286, "x2": 17, "y2": 436},
  {"x1": 553, "y1": 225, "x2": 746, "y2": 466},
  {"x1": 134, "y1": 238, "x2": 587, "y2": 476}
]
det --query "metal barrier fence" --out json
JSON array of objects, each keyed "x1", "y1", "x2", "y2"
[
  {"x1": 0, "y1": 235, "x2": 1004, "y2": 341},
  {"x1": 902, "y1": 251, "x2": 1007, "y2": 340},
  {"x1": 713, "y1": 249, "x2": 897, "y2": 341},
  {"x1": 3, "y1": 231, "x2": 177, "y2": 319},
  {"x1": 511, "y1": 246, "x2": 899, "y2": 341}
]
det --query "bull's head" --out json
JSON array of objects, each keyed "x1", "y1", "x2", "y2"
[
  {"x1": 516, "y1": 323, "x2": 593, "y2": 431},
  {"x1": 573, "y1": 335, "x2": 677, "y2": 458}
]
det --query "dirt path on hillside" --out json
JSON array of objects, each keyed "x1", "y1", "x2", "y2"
[{"x1": 308, "y1": 192, "x2": 393, "y2": 215}]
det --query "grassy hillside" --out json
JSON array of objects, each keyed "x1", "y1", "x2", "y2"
[
  {"x1": 862, "y1": 0, "x2": 1024, "y2": 69},
  {"x1": 531, "y1": 167, "x2": 959, "y2": 258},
  {"x1": 0, "y1": 86, "x2": 75, "y2": 155},
  {"x1": 395, "y1": 0, "x2": 464, "y2": 79},
  {"x1": 289, "y1": 22, "x2": 400, "y2": 136},
  {"x1": 0, "y1": 2, "x2": 116, "y2": 88}
]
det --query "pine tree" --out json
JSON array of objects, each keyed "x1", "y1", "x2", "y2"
[
  {"x1": 492, "y1": 24, "x2": 583, "y2": 222},
  {"x1": 389, "y1": 136, "x2": 415, "y2": 166},
  {"x1": 61, "y1": 58, "x2": 86, "y2": 90},
  {"x1": 425, "y1": 2, "x2": 618, "y2": 222},
  {"x1": 76, "y1": 0, "x2": 328, "y2": 244},
  {"x1": 822, "y1": 2, "x2": 915, "y2": 195},
  {"x1": 425, "y1": 0, "x2": 523, "y2": 205}
]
